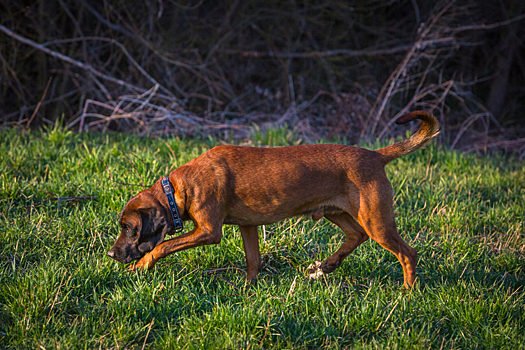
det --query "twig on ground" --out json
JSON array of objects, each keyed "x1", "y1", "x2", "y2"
[
  {"x1": 116, "y1": 146, "x2": 146, "y2": 187},
  {"x1": 3, "y1": 88, "x2": 84, "y2": 122},
  {"x1": 25, "y1": 77, "x2": 52, "y2": 129},
  {"x1": 111, "y1": 181, "x2": 149, "y2": 188},
  {"x1": 204, "y1": 267, "x2": 247, "y2": 275},
  {"x1": 462, "y1": 137, "x2": 525, "y2": 152},
  {"x1": 174, "y1": 268, "x2": 200, "y2": 284},
  {"x1": 451, "y1": 113, "x2": 488, "y2": 149},
  {"x1": 205, "y1": 271, "x2": 242, "y2": 291},
  {"x1": 34, "y1": 196, "x2": 96, "y2": 204},
  {"x1": 141, "y1": 318, "x2": 155, "y2": 350},
  {"x1": 259, "y1": 311, "x2": 272, "y2": 346}
]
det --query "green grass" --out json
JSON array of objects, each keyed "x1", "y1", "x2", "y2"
[{"x1": 1, "y1": 125, "x2": 524, "y2": 349}]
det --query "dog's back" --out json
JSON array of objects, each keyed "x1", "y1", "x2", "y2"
[{"x1": 178, "y1": 144, "x2": 377, "y2": 226}]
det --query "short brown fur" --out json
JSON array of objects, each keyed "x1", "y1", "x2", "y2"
[{"x1": 108, "y1": 111, "x2": 439, "y2": 288}]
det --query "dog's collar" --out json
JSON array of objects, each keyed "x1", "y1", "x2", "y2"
[{"x1": 161, "y1": 177, "x2": 184, "y2": 234}]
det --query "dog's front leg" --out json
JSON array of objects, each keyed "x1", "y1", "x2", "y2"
[{"x1": 129, "y1": 222, "x2": 223, "y2": 272}]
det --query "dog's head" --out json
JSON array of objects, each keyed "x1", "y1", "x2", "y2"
[{"x1": 107, "y1": 189, "x2": 172, "y2": 264}]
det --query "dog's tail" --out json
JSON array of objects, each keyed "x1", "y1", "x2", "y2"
[{"x1": 377, "y1": 111, "x2": 440, "y2": 164}]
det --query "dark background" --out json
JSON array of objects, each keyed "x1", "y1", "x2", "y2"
[{"x1": 1, "y1": 0, "x2": 524, "y2": 152}]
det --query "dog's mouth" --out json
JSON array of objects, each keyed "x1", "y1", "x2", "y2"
[
  {"x1": 109, "y1": 254, "x2": 140, "y2": 264},
  {"x1": 109, "y1": 238, "x2": 165, "y2": 264},
  {"x1": 108, "y1": 248, "x2": 145, "y2": 264}
]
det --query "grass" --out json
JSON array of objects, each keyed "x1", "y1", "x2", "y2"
[{"x1": 0, "y1": 124, "x2": 524, "y2": 349}]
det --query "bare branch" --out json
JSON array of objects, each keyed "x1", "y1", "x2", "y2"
[
  {"x1": 0, "y1": 24, "x2": 147, "y2": 94},
  {"x1": 448, "y1": 12, "x2": 525, "y2": 33},
  {"x1": 217, "y1": 38, "x2": 456, "y2": 59}
]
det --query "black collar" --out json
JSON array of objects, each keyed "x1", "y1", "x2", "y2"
[{"x1": 161, "y1": 177, "x2": 184, "y2": 233}]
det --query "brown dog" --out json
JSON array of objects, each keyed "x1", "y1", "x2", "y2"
[{"x1": 108, "y1": 111, "x2": 439, "y2": 288}]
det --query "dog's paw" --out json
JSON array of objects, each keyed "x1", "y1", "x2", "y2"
[
  {"x1": 306, "y1": 261, "x2": 324, "y2": 279},
  {"x1": 127, "y1": 252, "x2": 157, "y2": 272},
  {"x1": 127, "y1": 263, "x2": 139, "y2": 272}
]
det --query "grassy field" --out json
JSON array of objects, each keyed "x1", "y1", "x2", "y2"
[{"x1": 1, "y1": 125, "x2": 524, "y2": 349}]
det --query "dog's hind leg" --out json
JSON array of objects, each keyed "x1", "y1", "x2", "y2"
[
  {"x1": 357, "y1": 187, "x2": 417, "y2": 288},
  {"x1": 318, "y1": 212, "x2": 369, "y2": 274},
  {"x1": 239, "y1": 225, "x2": 261, "y2": 281}
]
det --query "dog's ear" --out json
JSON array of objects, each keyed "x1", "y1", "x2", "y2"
[{"x1": 137, "y1": 206, "x2": 170, "y2": 254}]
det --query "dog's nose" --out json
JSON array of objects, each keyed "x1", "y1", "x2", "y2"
[{"x1": 107, "y1": 249, "x2": 115, "y2": 258}]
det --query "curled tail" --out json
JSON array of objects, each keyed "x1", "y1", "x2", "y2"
[{"x1": 377, "y1": 111, "x2": 440, "y2": 164}]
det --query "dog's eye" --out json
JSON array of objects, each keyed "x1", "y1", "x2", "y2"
[
  {"x1": 124, "y1": 226, "x2": 137, "y2": 237},
  {"x1": 122, "y1": 224, "x2": 132, "y2": 235}
]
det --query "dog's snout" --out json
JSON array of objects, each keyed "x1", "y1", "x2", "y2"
[{"x1": 107, "y1": 249, "x2": 115, "y2": 258}]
